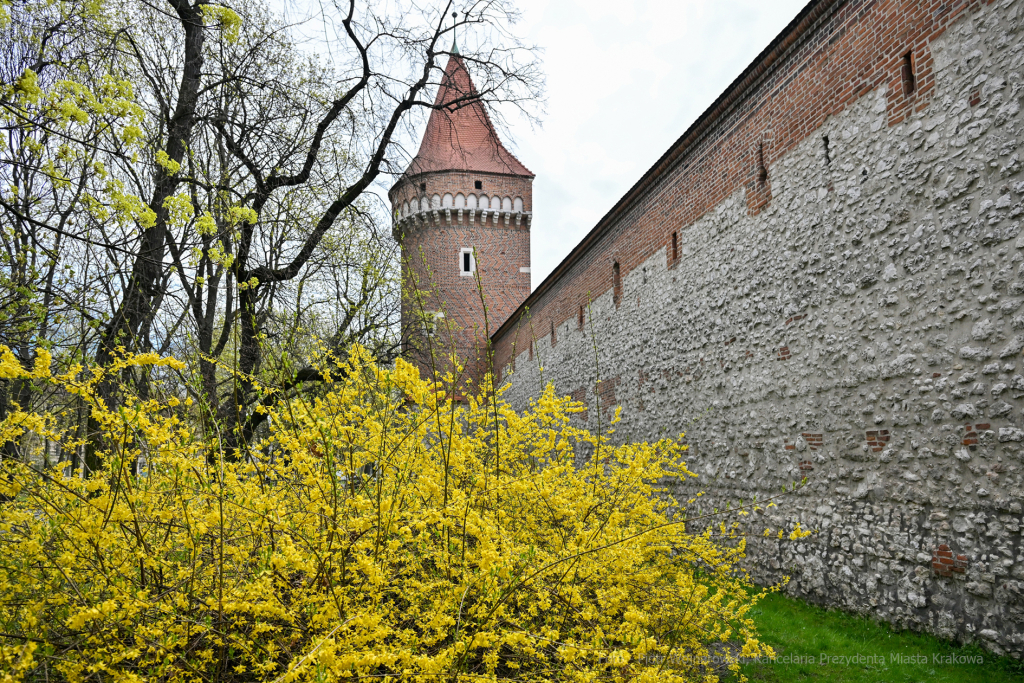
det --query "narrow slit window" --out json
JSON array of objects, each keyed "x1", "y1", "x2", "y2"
[
  {"x1": 901, "y1": 51, "x2": 916, "y2": 96},
  {"x1": 613, "y1": 261, "x2": 622, "y2": 306},
  {"x1": 756, "y1": 142, "x2": 768, "y2": 186},
  {"x1": 578, "y1": 304, "x2": 585, "y2": 330},
  {"x1": 822, "y1": 135, "x2": 831, "y2": 165},
  {"x1": 671, "y1": 231, "x2": 679, "y2": 263},
  {"x1": 551, "y1": 320, "x2": 556, "y2": 347}
]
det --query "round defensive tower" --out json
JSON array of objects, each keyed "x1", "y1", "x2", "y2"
[{"x1": 390, "y1": 45, "x2": 534, "y2": 394}]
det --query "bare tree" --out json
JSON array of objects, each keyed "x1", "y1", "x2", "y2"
[{"x1": 1, "y1": 0, "x2": 542, "y2": 465}]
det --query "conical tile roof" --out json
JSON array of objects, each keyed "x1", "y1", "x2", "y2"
[{"x1": 405, "y1": 53, "x2": 532, "y2": 177}]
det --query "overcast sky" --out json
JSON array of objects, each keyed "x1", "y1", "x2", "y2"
[
  {"x1": 491, "y1": 0, "x2": 808, "y2": 287},
  {"x1": 280, "y1": 0, "x2": 810, "y2": 287}
]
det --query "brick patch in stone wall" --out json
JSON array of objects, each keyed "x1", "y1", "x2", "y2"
[
  {"x1": 570, "y1": 387, "x2": 588, "y2": 421},
  {"x1": 785, "y1": 433, "x2": 822, "y2": 453},
  {"x1": 776, "y1": 346, "x2": 791, "y2": 361},
  {"x1": 595, "y1": 376, "x2": 621, "y2": 419},
  {"x1": 962, "y1": 423, "x2": 992, "y2": 450},
  {"x1": 866, "y1": 430, "x2": 890, "y2": 452},
  {"x1": 932, "y1": 544, "x2": 969, "y2": 578}
]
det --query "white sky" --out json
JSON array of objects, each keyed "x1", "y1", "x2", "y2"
[{"x1": 494, "y1": 0, "x2": 808, "y2": 288}]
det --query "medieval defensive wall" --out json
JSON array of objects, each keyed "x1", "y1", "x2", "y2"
[{"x1": 490, "y1": 0, "x2": 1024, "y2": 656}]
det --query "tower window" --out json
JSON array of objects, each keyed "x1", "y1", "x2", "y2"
[
  {"x1": 474, "y1": 180, "x2": 482, "y2": 190},
  {"x1": 551, "y1": 320, "x2": 556, "y2": 347},
  {"x1": 901, "y1": 51, "x2": 916, "y2": 96},
  {"x1": 460, "y1": 248, "x2": 476, "y2": 276},
  {"x1": 671, "y1": 231, "x2": 679, "y2": 263},
  {"x1": 420, "y1": 182, "x2": 426, "y2": 192},
  {"x1": 822, "y1": 135, "x2": 831, "y2": 165},
  {"x1": 578, "y1": 304, "x2": 585, "y2": 330}
]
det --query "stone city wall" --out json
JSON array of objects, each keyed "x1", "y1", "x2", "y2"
[{"x1": 491, "y1": 0, "x2": 1024, "y2": 656}]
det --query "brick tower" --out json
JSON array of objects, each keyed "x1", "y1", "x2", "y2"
[{"x1": 390, "y1": 44, "x2": 533, "y2": 394}]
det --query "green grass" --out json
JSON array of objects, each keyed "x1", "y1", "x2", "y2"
[{"x1": 735, "y1": 592, "x2": 1024, "y2": 683}]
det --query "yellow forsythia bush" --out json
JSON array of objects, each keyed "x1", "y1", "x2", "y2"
[{"x1": 0, "y1": 344, "x2": 777, "y2": 682}]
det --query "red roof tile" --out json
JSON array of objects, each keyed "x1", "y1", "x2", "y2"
[{"x1": 406, "y1": 54, "x2": 532, "y2": 177}]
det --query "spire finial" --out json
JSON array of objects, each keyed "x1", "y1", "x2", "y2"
[{"x1": 451, "y1": 11, "x2": 459, "y2": 54}]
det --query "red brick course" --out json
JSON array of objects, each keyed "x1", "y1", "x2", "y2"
[
  {"x1": 595, "y1": 376, "x2": 621, "y2": 419},
  {"x1": 570, "y1": 387, "x2": 589, "y2": 422},
  {"x1": 785, "y1": 433, "x2": 822, "y2": 454},
  {"x1": 961, "y1": 423, "x2": 991, "y2": 449}
]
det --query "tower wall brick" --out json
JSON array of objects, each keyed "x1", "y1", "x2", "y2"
[{"x1": 393, "y1": 170, "x2": 532, "y2": 389}]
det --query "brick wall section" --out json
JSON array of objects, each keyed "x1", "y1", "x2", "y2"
[
  {"x1": 866, "y1": 429, "x2": 891, "y2": 452},
  {"x1": 595, "y1": 376, "x2": 620, "y2": 419},
  {"x1": 490, "y1": 0, "x2": 995, "y2": 374},
  {"x1": 570, "y1": 387, "x2": 588, "y2": 422}
]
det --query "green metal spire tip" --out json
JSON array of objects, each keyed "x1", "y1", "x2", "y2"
[{"x1": 451, "y1": 37, "x2": 459, "y2": 55}]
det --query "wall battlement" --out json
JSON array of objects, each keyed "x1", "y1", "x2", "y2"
[{"x1": 491, "y1": 0, "x2": 1024, "y2": 655}]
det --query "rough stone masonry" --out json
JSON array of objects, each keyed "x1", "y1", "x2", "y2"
[{"x1": 489, "y1": 0, "x2": 1024, "y2": 658}]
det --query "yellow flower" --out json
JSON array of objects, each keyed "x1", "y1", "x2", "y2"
[
  {"x1": 0, "y1": 341, "x2": 783, "y2": 682},
  {"x1": 154, "y1": 150, "x2": 180, "y2": 176}
]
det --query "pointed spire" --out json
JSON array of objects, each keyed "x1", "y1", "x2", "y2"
[
  {"x1": 405, "y1": 54, "x2": 532, "y2": 177},
  {"x1": 451, "y1": 11, "x2": 460, "y2": 55}
]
